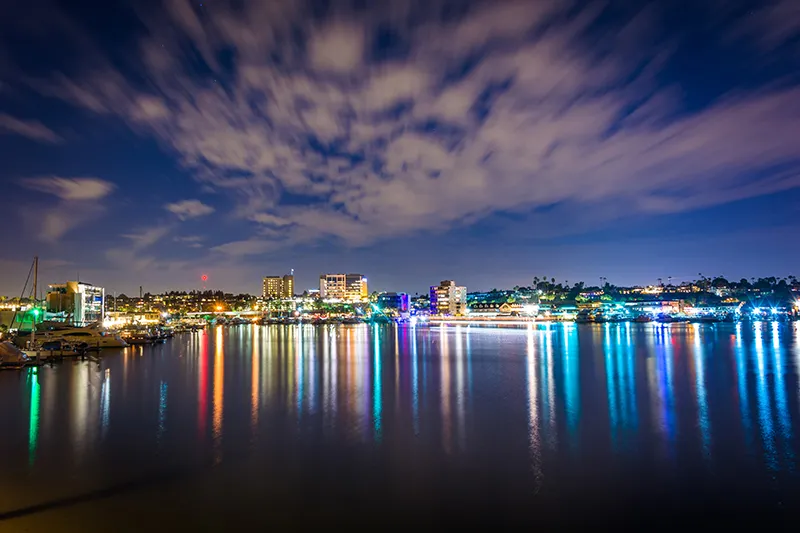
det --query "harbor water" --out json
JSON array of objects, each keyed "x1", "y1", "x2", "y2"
[{"x1": 1, "y1": 322, "x2": 799, "y2": 529}]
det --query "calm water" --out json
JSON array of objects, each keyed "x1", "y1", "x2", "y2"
[{"x1": 1, "y1": 322, "x2": 800, "y2": 529}]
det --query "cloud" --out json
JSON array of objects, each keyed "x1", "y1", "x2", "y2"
[
  {"x1": 122, "y1": 226, "x2": 172, "y2": 249},
  {"x1": 0, "y1": 113, "x2": 62, "y2": 143},
  {"x1": 733, "y1": 0, "x2": 800, "y2": 51},
  {"x1": 164, "y1": 199, "x2": 215, "y2": 220},
  {"x1": 248, "y1": 212, "x2": 292, "y2": 226},
  {"x1": 15, "y1": 0, "x2": 800, "y2": 251},
  {"x1": 211, "y1": 239, "x2": 280, "y2": 256},
  {"x1": 174, "y1": 234, "x2": 205, "y2": 248},
  {"x1": 307, "y1": 22, "x2": 365, "y2": 73},
  {"x1": 18, "y1": 176, "x2": 114, "y2": 241},
  {"x1": 22, "y1": 176, "x2": 115, "y2": 200}
]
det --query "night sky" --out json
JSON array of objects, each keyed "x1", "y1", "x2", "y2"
[{"x1": 1, "y1": 0, "x2": 799, "y2": 296}]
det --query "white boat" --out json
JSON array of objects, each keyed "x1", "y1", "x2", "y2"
[
  {"x1": 39, "y1": 327, "x2": 128, "y2": 349},
  {"x1": 0, "y1": 341, "x2": 31, "y2": 368},
  {"x1": 19, "y1": 323, "x2": 128, "y2": 349}
]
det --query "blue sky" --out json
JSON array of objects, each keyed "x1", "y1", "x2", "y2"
[{"x1": 1, "y1": 0, "x2": 799, "y2": 296}]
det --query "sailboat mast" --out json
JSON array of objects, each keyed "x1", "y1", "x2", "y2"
[{"x1": 31, "y1": 256, "x2": 38, "y2": 345}]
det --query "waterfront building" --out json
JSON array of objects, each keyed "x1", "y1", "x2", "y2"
[
  {"x1": 430, "y1": 280, "x2": 467, "y2": 316},
  {"x1": 319, "y1": 273, "x2": 368, "y2": 301},
  {"x1": 262, "y1": 274, "x2": 294, "y2": 299},
  {"x1": 46, "y1": 281, "x2": 105, "y2": 326}
]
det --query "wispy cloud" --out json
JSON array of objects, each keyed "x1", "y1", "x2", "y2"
[
  {"x1": 210, "y1": 239, "x2": 280, "y2": 257},
  {"x1": 22, "y1": 176, "x2": 114, "y2": 200},
  {"x1": 10, "y1": 0, "x2": 800, "y2": 254},
  {"x1": 164, "y1": 199, "x2": 215, "y2": 220},
  {"x1": 122, "y1": 226, "x2": 172, "y2": 250},
  {"x1": 19, "y1": 176, "x2": 115, "y2": 241},
  {"x1": 0, "y1": 113, "x2": 62, "y2": 143}
]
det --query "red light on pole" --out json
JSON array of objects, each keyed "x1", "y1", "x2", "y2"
[{"x1": 201, "y1": 275, "x2": 208, "y2": 282}]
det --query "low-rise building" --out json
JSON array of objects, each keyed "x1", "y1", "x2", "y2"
[
  {"x1": 377, "y1": 292, "x2": 410, "y2": 314},
  {"x1": 46, "y1": 281, "x2": 104, "y2": 326}
]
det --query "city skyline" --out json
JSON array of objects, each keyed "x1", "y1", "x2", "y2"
[{"x1": 1, "y1": 0, "x2": 799, "y2": 296}]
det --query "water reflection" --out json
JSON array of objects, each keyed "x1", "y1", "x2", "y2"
[
  {"x1": 373, "y1": 326, "x2": 382, "y2": 441},
  {"x1": 3, "y1": 322, "x2": 800, "y2": 500},
  {"x1": 691, "y1": 324, "x2": 711, "y2": 459},
  {"x1": 158, "y1": 381, "x2": 168, "y2": 444},
  {"x1": 562, "y1": 324, "x2": 579, "y2": 442},
  {"x1": 27, "y1": 367, "x2": 40, "y2": 466},
  {"x1": 100, "y1": 368, "x2": 110, "y2": 440},
  {"x1": 604, "y1": 324, "x2": 638, "y2": 449},
  {"x1": 440, "y1": 326, "x2": 452, "y2": 453},
  {"x1": 526, "y1": 325, "x2": 543, "y2": 488},
  {"x1": 213, "y1": 326, "x2": 224, "y2": 463}
]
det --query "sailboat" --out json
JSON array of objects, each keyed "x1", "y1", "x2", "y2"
[{"x1": 14, "y1": 257, "x2": 86, "y2": 360}]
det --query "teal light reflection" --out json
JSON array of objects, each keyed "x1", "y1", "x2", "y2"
[
  {"x1": 604, "y1": 325, "x2": 618, "y2": 445},
  {"x1": 624, "y1": 324, "x2": 637, "y2": 429},
  {"x1": 158, "y1": 381, "x2": 168, "y2": 443},
  {"x1": 373, "y1": 326, "x2": 382, "y2": 442},
  {"x1": 562, "y1": 324, "x2": 580, "y2": 443},
  {"x1": 28, "y1": 367, "x2": 40, "y2": 466}
]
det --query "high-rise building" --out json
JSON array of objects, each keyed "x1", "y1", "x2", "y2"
[
  {"x1": 262, "y1": 274, "x2": 294, "y2": 299},
  {"x1": 430, "y1": 280, "x2": 467, "y2": 316},
  {"x1": 46, "y1": 281, "x2": 105, "y2": 326},
  {"x1": 319, "y1": 273, "x2": 368, "y2": 301},
  {"x1": 281, "y1": 274, "x2": 294, "y2": 298}
]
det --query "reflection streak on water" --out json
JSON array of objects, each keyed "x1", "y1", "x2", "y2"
[
  {"x1": 158, "y1": 381, "x2": 168, "y2": 444},
  {"x1": 412, "y1": 326, "x2": 419, "y2": 435},
  {"x1": 546, "y1": 325, "x2": 556, "y2": 450},
  {"x1": 296, "y1": 326, "x2": 304, "y2": 416},
  {"x1": 526, "y1": 325, "x2": 543, "y2": 488},
  {"x1": 440, "y1": 325, "x2": 452, "y2": 454},
  {"x1": 691, "y1": 324, "x2": 711, "y2": 460},
  {"x1": 28, "y1": 367, "x2": 40, "y2": 466},
  {"x1": 604, "y1": 326, "x2": 618, "y2": 445},
  {"x1": 100, "y1": 368, "x2": 110, "y2": 441},
  {"x1": 772, "y1": 322, "x2": 793, "y2": 469},
  {"x1": 330, "y1": 328, "x2": 338, "y2": 428},
  {"x1": 754, "y1": 323, "x2": 777, "y2": 470},
  {"x1": 213, "y1": 326, "x2": 224, "y2": 463},
  {"x1": 198, "y1": 330, "x2": 209, "y2": 437},
  {"x1": 71, "y1": 365, "x2": 93, "y2": 460},
  {"x1": 455, "y1": 325, "x2": 466, "y2": 450},
  {"x1": 563, "y1": 324, "x2": 579, "y2": 440},
  {"x1": 734, "y1": 323, "x2": 753, "y2": 452},
  {"x1": 251, "y1": 325, "x2": 259, "y2": 435},
  {"x1": 373, "y1": 326, "x2": 382, "y2": 441}
]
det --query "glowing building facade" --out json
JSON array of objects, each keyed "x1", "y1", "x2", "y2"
[
  {"x1": 262, "y1": 275, "x2": 294, "y2": 299},
  {"x1": 320, "y1": 273, "x2": 368, "y2": 301},
  {"x1": 430, "y1": 280, "x2": 467, "y2": 316},
  {"x1": 46, "y1": 281, "x2": 105, "y2": 326}
]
